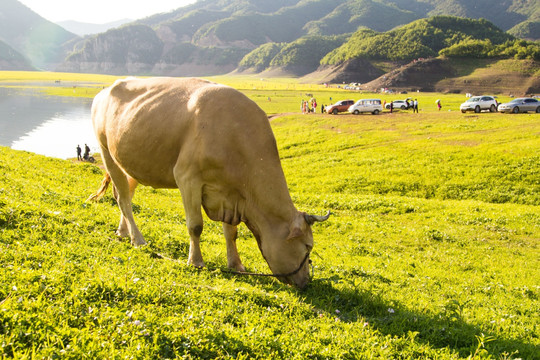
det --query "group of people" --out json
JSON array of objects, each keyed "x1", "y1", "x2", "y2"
[
  {"x1": 76, "y1": 144, "x2": 91, "y2": 161},
  {"x1": 301, "y1": 98, "x2": 318, "y2": 114},
  {"x1": 408, "y1": 99, "x2": 419, "y2": 113}
]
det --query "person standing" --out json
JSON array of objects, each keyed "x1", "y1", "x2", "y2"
[
  {"x1": 76, "y1": 145, "x2": 82, "y2": 161},
  {"x1": 437, "y1": 99, "x2": 442, "y2": 111},
  {"x1": 414, "y1": 99, "x2": 419, "y2": 113},
  {"x1": 84, "y1": 144, "x2": 90, "y2": 160}
]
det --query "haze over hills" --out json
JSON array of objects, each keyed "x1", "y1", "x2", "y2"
[
  {"x1": 0, "y1": 0, "x2": 78, "y2": 70},
  {"x1": 0, "y1": 39, "x2": 34, "y2": 70},
  {"x1": 1, "y1": 0, "x2": 539, "y2": 94},
  {"x1": 57, "y1": 19, "x2": 133, "y2": 37}
]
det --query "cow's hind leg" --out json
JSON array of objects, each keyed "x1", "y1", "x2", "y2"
[
  {"x1": 101, "y1": 147, "x2": 146, "y2": 246},
  {"x1": 114, "y1": 176, "x2": 139, "y2": 239},
  {"x1": 175, "y1": 174, "x2": 205, "y2": 267},
  {"x1": 223, "y1": 223, "x2": 245, "y2": 272}
]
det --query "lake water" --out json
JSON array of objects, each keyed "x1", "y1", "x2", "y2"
[{"x1": 0, "y1": 87, "x2": 98, "y2": 159}]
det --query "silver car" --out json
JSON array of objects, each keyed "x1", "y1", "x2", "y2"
[
  {"x1": 498, "y1": 98, "x2": 540, "y2": 113},
  {"x1": 385, "y1": 100, "x2": 409, "y2": 110},
  {"x1": 348, "y1": 99, "x2": 383, "y2": 115},
  {"x1": 460, "y1": 96, "x2": 498, "y2": 113}
]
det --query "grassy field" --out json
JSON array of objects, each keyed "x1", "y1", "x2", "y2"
[{"x1": 0, "y1": 72, "x2": 539, "y2": 359}]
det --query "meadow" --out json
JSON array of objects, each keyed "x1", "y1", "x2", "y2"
[{"x1": 0, "y1": 72, "x2": 539, "y2": 359}]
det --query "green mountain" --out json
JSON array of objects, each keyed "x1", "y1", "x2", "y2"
[
  {"x1": 322, "y1": 16, "x2": 515, "y2": 64},
  {"x1": 239, "y1": 34, "x2": 348, "y2": 75},
  {"x1": 315, "y1": 16, "x2": 539, "y2": 87},
  {"x1": 303, "y1": 0, "x2": 418, "y2": 34},
  {"x1": 238, "y1": 43, "x2": 286, "y2": 72},
  {"x1": 146, "y1": 0, "x2": 539, "y2": 46},
  {"x1": 376, "y1": 0, "x2": 540, "y2": 35},
  {"x1": 0, "y1": 0, "x2": 78, "y2": 70},
  {"x1": 509, "y1": 20, "x2": 540, "y2": 41},
  {"x1": 58, "y1": 0, "x2": 538, "y2": 76}
]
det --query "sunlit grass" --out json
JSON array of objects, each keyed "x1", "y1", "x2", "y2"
[{"x1": 0, "y1": 71, "x2": 121, "y2": 83}]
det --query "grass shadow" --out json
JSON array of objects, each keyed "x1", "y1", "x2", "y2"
[{"x1": 301, "y1": 277, "x2": 535, "y2": 358}]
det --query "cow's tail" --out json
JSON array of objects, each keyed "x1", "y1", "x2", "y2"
[{"x1": 87, "y1": 173, "x2": 112, "y2": 202}]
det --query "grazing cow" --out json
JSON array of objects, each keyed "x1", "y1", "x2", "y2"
[{"x1": 90, "y1": 77, "x2": 329, "y2": 288}]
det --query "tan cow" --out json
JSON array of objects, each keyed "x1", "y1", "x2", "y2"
[{"x1": 90, "y1": 77, "x2": 329, "y2": 288}]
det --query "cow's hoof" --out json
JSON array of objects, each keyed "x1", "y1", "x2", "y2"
[
  {"x1": 116, "y1": 229, "x2": 129, "y2": 238},
  {"x1": 131, "y1": 237, "x2": 147, "y2": 247},
  {"x1": 187, "y1": 259, "x2": 205, "y2": 268},
  {"x1": 229, "y1": 263, "x2": 246, "y2": 272}
]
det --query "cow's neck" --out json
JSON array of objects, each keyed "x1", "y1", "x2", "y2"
[{"x1": 243, "y1": 165, "x2": 297, "y2": 248}]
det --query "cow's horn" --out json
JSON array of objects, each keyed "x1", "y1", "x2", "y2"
[{"x1": 305, "y1": 210, "x2": 331, "y2": 225}]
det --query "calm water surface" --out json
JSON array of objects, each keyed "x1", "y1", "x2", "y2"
[{"x1": 0, "y1": 87, "x2": 98, "y2": 159}]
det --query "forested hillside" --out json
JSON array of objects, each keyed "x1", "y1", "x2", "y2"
[
  {"x1": 239, "y1": 34, "x2": 349, "y2": 75},
  {"x1": 314, "y1": 16, "x2": 539, "y2": 89},
  {"x1": 321, "y1": 17, "x2": 516, "y2": 64}
]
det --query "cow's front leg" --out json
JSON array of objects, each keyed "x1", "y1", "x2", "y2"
[
  {"x1": 223, "y1": 223, "x2": 245, "y2": 272},
  {"x1": 187, "y1": 220, "x2": 204, "y2": 267}
]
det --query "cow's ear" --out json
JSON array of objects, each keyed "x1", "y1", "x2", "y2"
[
  {"x1": 287, "y1": 226, "x2": 304, "y2": 241},
  {"x1": 287, "y1": 212, "x2": 308, "y2": 241}
]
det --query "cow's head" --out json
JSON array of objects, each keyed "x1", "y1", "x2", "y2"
[{"x1": 261, "y1": 211, "x2": 330, "y2": 289}]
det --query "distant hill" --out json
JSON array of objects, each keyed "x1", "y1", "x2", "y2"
[
  {"x1": 58, "y1": 24, "x2": 165, "y2": 75},
  {"x1": 314, "y1": 16, "x2": 539, "y2": 88},
  {"x1": 239, "y1": 34, "x2": 349, "y2": 75},
  {"x1": 2, "y1": 0, "x2": 539, "y2": 95},
  {"x1": 0, "y1": 39, "x2": 33, "y2": 70},
  {"x1": 141, "y1": 0, "x2": 539, "y2": 47},
  {"x1": 56, "y1": 19, "x2": 133, "y2": 36},
  {"x1": 508, "y1": 20, "x2": 540, "y2": 41},
  {"x1": 321, "y1": 16, "x2": 514, "y2": 64},
  {"x1": 52, "y1": 0, "x2": 540, "y2": 77},
  {"x1": 57, "y1": 23, "x2": 250, "y2": 76},
  {"x1": 0, "y1": 0, "x2": 78, "y2": 70}
]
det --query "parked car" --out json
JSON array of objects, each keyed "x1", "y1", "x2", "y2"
[
  {"x1": 385, "y1": 99, "x2": 410, "y2": 110},
  {"x1": 348, "y1": 99, "x2": 383, "y2": 115},
  {"x1": 497, "y1": 97, "x2": 540, "y2": 113},
  {"x1": 460, "y1": 96, "x2": 498, "y2": 113},
  {"x1": 325, "y1": 99, "x2": 354, "y2": 114}
]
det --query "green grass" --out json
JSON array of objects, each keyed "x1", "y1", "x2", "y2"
[{"x1": 0, "y1": 73, "x2": 539, "y2": 359}]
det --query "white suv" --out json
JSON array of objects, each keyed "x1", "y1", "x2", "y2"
[
  {"x1": 460, "y1": 96, "x2": 498, "y2": 113},
  {"x1": 348, "y1": 99, "x2": 383, "y2": 115}
]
